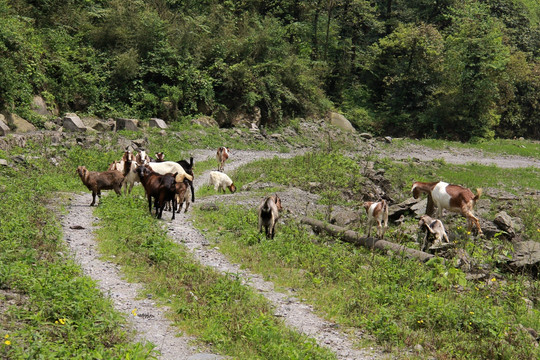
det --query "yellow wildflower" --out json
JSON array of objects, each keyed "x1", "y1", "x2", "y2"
[
  {"x1": 491, "y1": 278, "x2": 496, "y2": 282},
  {"x1": 59, "y1": 318, "x2": 66, "y2": 325},
  {"x1": 4, "y1": 340, "x2": 10, "y2": 346},
  {"x1": 132, "y1": 308, "x2": 137, "y2": 317}
]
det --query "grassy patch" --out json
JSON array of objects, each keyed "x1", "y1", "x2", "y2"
[
  {"x1": 0, "y1": 158, "x2": 154, "y2": 358},
  {"x1": 193, "y1": 203, "x2": 540, "y2": 359},
  {"x1": 93, "y1": 192, "x2": 336, "y2": 359}
]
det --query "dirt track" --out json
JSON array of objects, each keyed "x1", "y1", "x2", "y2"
[{"x1": 61, "y1": 144, "x2": 538, "y2": 359}]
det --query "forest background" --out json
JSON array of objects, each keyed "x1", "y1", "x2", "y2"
[{"x1": 1, "y1": 0, "x2": 539, "y2": 141}]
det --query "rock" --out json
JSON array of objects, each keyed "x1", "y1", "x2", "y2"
[
  {"x1": 0, "y1": 159, "x2": 7, "y2": 166},
  {"x1": 493, "y1": 211, "x2": 515, "y2": 236},
  {"x1": 328, "y1": 112, "x2": 355, "y2": 132},
  {"x1": 384, "y1": 136, "x2": 392, "y2": 143},
  {"x1": 116, "y1": 118, "x2": 139, "y2": 131},
  {"x1": 63, "y1": 113, "x2": 87, "y2": 132},
  {"x1": 410, "y1": 199, "x2": 428, "y2": 217},
  {"x1": 509, "y1": 241, "x2": 540, "y2": 269},
  {"x1": 387, "y1": 197, "x2": 421, "y2": 220},
  {"x1": 149, "y1": 118, "x2": 168, "y2": 129},
  {"x1": 92, "y1": 119, "x2": 115, "y2": 132},
  {"x1": 31, "y1": 95, "x2": 57, "y2": 117},
  {"x1": 359, "y1": 132, "x2": 373, "y2": 139},
  {"x1": 191, "y1": 116, "x2": 218, "y2": 128},
  {"x1": 5, "y1": 113, "x2": 36, "y2": 133},
  {"x1": 0, "y1": 115, "x2": 9, "y2": 136},
  {"x1": 330, "y1": 208, "x2": 360, "y2": 227}
]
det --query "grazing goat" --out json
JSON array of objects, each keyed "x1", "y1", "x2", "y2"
[
  {"x1": 147, "y1": 161, "x2": 193, "y2": 183},
  {"x1": 418, "y1": 215, "x2": 450, "y2": 251},
  {"x1": 258, "y1": 194, "x2": 282, "y2": 239},
  {"x1": 136, "y1": 165, "x2": 177, "y2": 220},
  {"x1": 216, "y1": 146, "x2": 230, "y2": 172},
  {"x1": 155, "y1": 152, "x2": 165, "y2": 162},
  {"x1": 108, "y1": 152, "x2": 140, "y2": 195},
  {"x1": 209, "y1": 171, "x2": 236, "y2": 193},
  {"x1": 76, "y1": 166, "x2": 123, "y2": 206},
  {"x1": 175, "y1": 178, "x2": 192, "y2": 213},
  {"x1": 363, "y1": 200, "x2": 389, "y2": 239},
  {"x1": 412, "y1": 181, "x2": 483, "y2": 235},
  {"x1": 177, "y1": 157, "x2": 195, "y2": 203},
  {"x1": 136, "y1": 149, "x2": 151, "y2": 165}
]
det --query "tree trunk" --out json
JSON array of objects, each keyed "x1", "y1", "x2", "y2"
[{"x1": 300, "y1": 216, "x2": 434, "y2": 262}]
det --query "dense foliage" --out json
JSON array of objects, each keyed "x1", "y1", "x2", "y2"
[{"x1": 1, "y1": 0, "x2": 539, "y2": 140}]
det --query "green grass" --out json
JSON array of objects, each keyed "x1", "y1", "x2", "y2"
[
  {"x1": 0, "y1": 157, "x2": 155, "y2": 358},
  {"x1": 193, "y1": 203, "x2": 540, "y2": 359},
  {"x1": 93, "y1": 191, "x2": 336, "y2": 360}
]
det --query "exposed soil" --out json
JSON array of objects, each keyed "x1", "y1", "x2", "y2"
[{"x1": 61, "y1": 143, "x2": 538, "y2": 360}]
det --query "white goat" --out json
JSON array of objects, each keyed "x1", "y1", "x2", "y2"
[
  {"x1": 209, "y1": 171, "x2": 236, "y2": 193},
  {"x1": 148, "y1": 161, "x2": 193, "y2": 183},
  {"x1": 418, "y1": 215, "x2": 450, "y2": 251},
  {"x1": 363, "y1": 200, "x2": 389, "y2": 239},
  {"x1": 412, "y1": 181, "x2": 482, "y2": 235}
]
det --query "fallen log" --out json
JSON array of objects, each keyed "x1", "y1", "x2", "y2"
[{"x1": 300, "y1": 216, "x2": 434, "y2": 262}]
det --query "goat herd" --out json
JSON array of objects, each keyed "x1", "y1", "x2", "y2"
[{"x1": 77, "y1": 147, "x2": 483, "y2": 245}]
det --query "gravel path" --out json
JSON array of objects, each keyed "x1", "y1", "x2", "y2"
[
  {"x1": 60, "y1": 144, "x2": 537, "y2": 360},
  {"x1": 62, "y1": 194, "x2": 223, "y2": 360},
  {"x1": 167, "y1": 150, "x2": 385, "y2": 360}
]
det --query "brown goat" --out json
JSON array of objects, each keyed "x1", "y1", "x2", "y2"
[
  {"x1": 76, "y1": 166, "x2": 124, "y2": 206},
  {"x1": 136, "y1": 165, "x2": 177, "y2": 220},
  {"x1": 258, "y1": 194, "x2": 283, "y2": 239}
]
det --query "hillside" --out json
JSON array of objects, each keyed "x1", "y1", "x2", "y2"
[
  {"x1": 0, "y1": 120, "x2": 539, "y2": 359},
  {"x1": 1, "y1": 0, "x2": 540, "y2": 140}
]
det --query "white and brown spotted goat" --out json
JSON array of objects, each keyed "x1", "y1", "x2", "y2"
[
  {"x1": 412, "y1": 181, "x2": 483, "y2": 235},
  {"x1": 363, "y1": 200, "x2": 389, "y2": 239},
  {"x1": 216, "y1": 146, "x2": 230, "y2": 172}
]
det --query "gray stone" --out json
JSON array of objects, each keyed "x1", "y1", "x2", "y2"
[
  {"x1": 328, "y1": 112, "x2": 355, "y2": 132},
  {"x1": 0, "y1": 115, "x2": 9, "y2": 136},
  {"x1": 5, "y1": 113, "x2": 36, "y2": 133},
  {"x1": 63, "y1": 113, "x2": 87, "y2": 132},
  {"x1": 0, "y1": 159, "x2": 7, "y2": 166},
  {"x1": 330, "y1": 208, "x2": 360, "y2": 227},
  {"x1": 149, "y1": 118, "x2": 168, "y2": 129},
  {"x1": 191, "y1": 116, "x2": 218, "y2": 128},
  {"x1": 359, "y1": 132, "x2": 373, "y2": 139},
  {"x1": 31, "y1": 95, "x2": 57, "y2": 116},
  {"x1": 493, "y1": 211, "x2": 515, "y2": 236},
  {"x1": 509, "y1": 241, "x2": 540, "y2": 269},
  {"x1": 116, "y1": 118, "x2": 139, "y2": 131}
]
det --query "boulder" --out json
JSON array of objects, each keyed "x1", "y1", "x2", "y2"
[
  {"x1": 31, "y1": 95, "x2": 58, "y2": 117},
  {"x1": 63, "y1": 113, "x2": 87, "y2": 132},
  {"x1": 4, "y1": 113, "x2": 36, "y2": 133},
  {"x1": 191, "y1": 116, "x2": 219, "y2": 128},
  {"x1": 116, "y1": 118, "x2": 139, "y2": 131},
  {"x1": 0, "y1": 115, "x2": 9, "y2": 136},
  {"x1": 149, "y1": 118, "x2": 168, "y2": 129},
  {"x1": 493, "y1": 211, "x2": 515, "y2": 237},
  {"x1": 507, "y1": 241, "x2": 540, "y2": 274},
  {"x1": 359, "y1": 132, "x2": 373, "y2": 139},
  {"x1": 328, "y1": 112, "x2": 355, "y2": 132},
  {"x1": 330, "y1": 208, "x2": 360, "y2": 227}
]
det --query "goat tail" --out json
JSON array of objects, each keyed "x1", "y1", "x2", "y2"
[{"x1": 474, "y1": 188, "x2": 483, "y2": 201}]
